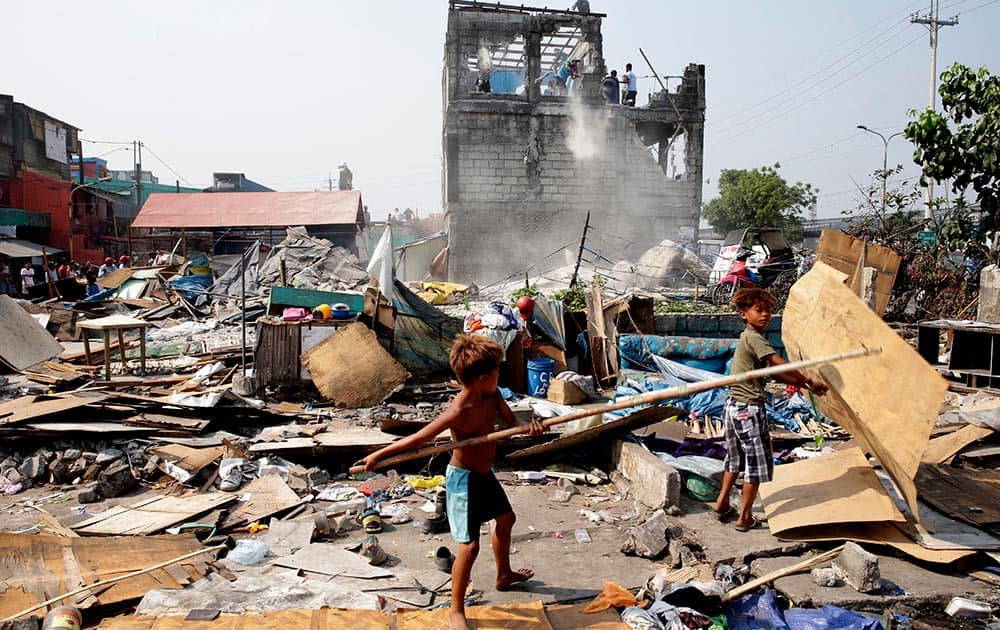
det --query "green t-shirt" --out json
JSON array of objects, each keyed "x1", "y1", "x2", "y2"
[{"x1": 728, "y1": 328, "x2": 776, "y2": 404}]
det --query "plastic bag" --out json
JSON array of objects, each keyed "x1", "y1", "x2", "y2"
[
  {"x1": 585, "y1": 582, "x2": 637, "y2": 613},
  {"x1": 226, "y1": 539, "x2": 268, "y2": 565}
]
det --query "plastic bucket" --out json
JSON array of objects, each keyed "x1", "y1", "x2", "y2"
[{"x1": 527, "y1": 358, "x2": 555, "y2": 398}]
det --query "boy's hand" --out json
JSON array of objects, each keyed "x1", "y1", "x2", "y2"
[
  {"x1": 360, "y1": 453, "x2": 381, "y2": 472},
  {"x1": 526, "y1": 419, "x2": 545, "y2": 436},
  {"x1": 806, "y1": 378, "x2": 829, "y2": 396}
]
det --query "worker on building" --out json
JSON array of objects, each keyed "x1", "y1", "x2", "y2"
[
  {"x1": 98, "y1": 257, "x2": 116, "y2": 278},
  {"x1": 620, "y1": 63, "x2": 637, "y2": 106},
  {"x1": 601, "y1": 69, "x2": 619, "y2": 104},
  {"x1": 571, "y1": 0, "x2": 590, "y2": 12}
]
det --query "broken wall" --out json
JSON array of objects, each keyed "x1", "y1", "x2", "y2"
[{"x1": 443, "y1": 3, "x2": 705, "y2": 284}]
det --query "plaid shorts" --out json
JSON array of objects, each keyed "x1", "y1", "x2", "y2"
[{"x1": 723, "y1": 398, "x2": 773, "y2": 484}]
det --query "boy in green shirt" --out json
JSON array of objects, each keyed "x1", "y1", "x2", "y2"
[{"x1": 712, "y1": 288, "x2": 828, "y2": 531}]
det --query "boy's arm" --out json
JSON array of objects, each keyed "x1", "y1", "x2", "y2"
[
  {"x1": 766, "y1": 353, "x2": 828, "y2": 395},
  {"x1": 360, "y1": 405, "x2": 462, "y2": 471},
  {"x1": 495, "y1": 394, "x2": 545, "y2": 436}
]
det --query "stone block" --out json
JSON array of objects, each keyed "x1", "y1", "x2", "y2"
[
  {"x1": 612, "y1": 440, "x2": 681, "y2": 510},
  {"x1": 978, "y1": 264, "x2": 1000, "y2": 323},
  {"x1": 833, "y1": 541, "x2": 880, "y2": 593}
]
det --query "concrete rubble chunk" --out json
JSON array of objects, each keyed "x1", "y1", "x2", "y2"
[
  {"x1": 95, "y1": 448, "x2": 124, "y2": 465},
  {"x1": 97, "y1": 460, "x2": 137, "y2": 499},
  {"x1": 833, "y1": 541, "x2": 881, "y2": 593},
  {"x1": 19, "y1": 455, "x2": 47, "y2": 480},
  {"x1": 63, "y1": 448, "x2": 82, "y2": 461},
  {"x1": 612, "y1": 440, "x2": 681, "y2": 510},
  {"x1": 622, "y1": 509, "x2": 670, "y2": 559},
  {"x1": 78, "y1": 483, "x2": 102, "y2": 503},
  {"x1": 811, "y1": 566, "x2": 842, "y2": 587}
]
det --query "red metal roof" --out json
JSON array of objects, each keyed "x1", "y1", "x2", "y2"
[{"x1": 131, "y1": 191, "x2": 363, "y2": 229}]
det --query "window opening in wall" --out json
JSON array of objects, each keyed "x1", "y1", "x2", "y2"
[{"x1": 465, "y1": 26, "x2": 585, "y2": 96}]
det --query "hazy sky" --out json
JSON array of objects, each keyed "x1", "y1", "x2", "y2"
[{"x1": 9, "y1": 1, "x2": 998, "y2": 220}]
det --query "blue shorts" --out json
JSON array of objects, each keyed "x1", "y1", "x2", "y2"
[{"x1": 445, "y1": 465, "x2": 512, "y2": 543}]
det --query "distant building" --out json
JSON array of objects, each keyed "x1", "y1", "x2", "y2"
[
  {"x1": 109, "y1": 168, "x2": 158, "y2": 185},
  {"x1": 0, "y1": 95, "x2": 106, "y2": 260},
  {"x1": 210, "y1": 172, "x2": 273, "y2": 193}
]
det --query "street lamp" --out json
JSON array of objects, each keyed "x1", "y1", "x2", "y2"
[
  {"x1": 856, "y1": 125, "x2": 904, "y2": 214},
  {"x1": 68, "y1": 176, "x2": 112, "y2": 263}
]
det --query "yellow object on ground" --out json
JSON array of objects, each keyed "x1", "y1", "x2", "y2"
[
  {"x1": 397, "y1": 601, "x2": 553, "y2": 630},
  {"x1": 407, "y1": 475, "x2": 445, "y2": 489},
  {"x1": 416, "y1": 281, "x2": 469, "y2": 305}
]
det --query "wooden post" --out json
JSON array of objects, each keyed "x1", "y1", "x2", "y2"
[
  {"x1": 117, "y1": 328, "x2": 127, "y2": 374},
  {"x1": 101, "y1": 329, "x2": 112, "y2": 381}
]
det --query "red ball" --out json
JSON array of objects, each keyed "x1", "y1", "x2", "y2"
[{"x1": 516, "y1": 295, "x2": 535, "y2": 318}]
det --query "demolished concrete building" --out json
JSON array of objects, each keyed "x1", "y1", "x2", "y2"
[{"x1": 443, "y1": 1, "x2": 706, "y2": 284}]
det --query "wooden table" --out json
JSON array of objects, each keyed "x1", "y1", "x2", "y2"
[{"x1": 78, "y1": 315, "x2": 150, "y2": 381}]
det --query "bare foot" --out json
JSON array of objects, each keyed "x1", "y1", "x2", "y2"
[
  {"x1": 496, "y1": 568, "x2": 534, "y2": 591},
  {"x1": 449, "y1": 608, "x2": 472, "y2": 630}
]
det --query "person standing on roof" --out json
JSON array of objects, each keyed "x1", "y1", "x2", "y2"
[
  {"x1": 571, "y1": 0, "x2": 590, "y2": 12},
  {"x1": 601, "y1": 69, "x2": 619, "y2": 104},
  {"x1": 620, "y1": 63, "x2": 637, "y2": 106},
  {"x1": 98, "y1": 257, "x2": 116, "y2": 278}
]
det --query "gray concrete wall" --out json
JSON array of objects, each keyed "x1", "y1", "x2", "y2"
[{"x1": 443, "y1": 4, "x2": 705, "y2": 286}]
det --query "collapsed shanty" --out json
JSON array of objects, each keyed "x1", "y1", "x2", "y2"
[{"x1": 2, "y1": 3, "x2": 1000, "y2": 630}]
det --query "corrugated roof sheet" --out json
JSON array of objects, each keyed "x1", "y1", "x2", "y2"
[
  {"x1": 0, "y1": 237, "x2": 62, "y2": 259},
  {"x1": 131, "y1": 191, "x2": 363, "y2": 229}
]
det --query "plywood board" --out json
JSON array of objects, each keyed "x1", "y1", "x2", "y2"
[
  {"x1": 220, "y1": 475, "x2": 303, "y2": 530},
  {"x1": 815, "y1": 229, "x2": 901, "y2": 316},
  {"x1": 98, "y1": 609, "x2": 388, "y2": 629},
  {"x1": 272, "y1": 543, "x2": 394, "y2": 579},
  {"x1": 0, "y1": 294, "x2": 63, "y2": 371},
  {"x1": 72, "y1": 492, "x2": 236, "y2": 535},
  {"x1": 301, "y1": 322, "x2": 409, "y2": 408},
  {"x1": 96, "y1": 267, "x2": 134, "y2": 289},
  {"x1": 398, "y1": 601, "x2": 554, "y2": 630},
  {"x1": 0, "y1": 533, "x2": 211, "y2": 617},
  {"x1": 922, "y1": 424, "x2": 995, "y2": 464},
  {"x1": 0, "y1": 393, "x2": 110, "y2": 426},
  {"x1": 123, "y1": 413, "x2": 210, "y2": 433},
  {"x1": 546, "y1": 603, "x2": 630, "y2": 630},
  {"x1": 507, "y1": 406, "x2": 685, "y2": 459},
  {"x1": 782, "y1": 262, "x2": 948, "y2": 519},
  {"x1": 760, "y1": 447, "x2": 905, "y2": 536}
]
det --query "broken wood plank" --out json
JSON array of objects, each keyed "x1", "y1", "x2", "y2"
[
  {"x1": 71, "y1": 493, "x2": 236, "y2": 536},
  {"x1": 916, "y1": 463, "x2": 1000, "y2": 528},
  {"x1": 220, "y1": 475, "x2": 303, "y2": 531},
  {"x1": 922, "y1": 424, "x2": 995, "y2": 464},
  {"x1": 0, "y1": 393, "x2": 110, "y2": 426}
]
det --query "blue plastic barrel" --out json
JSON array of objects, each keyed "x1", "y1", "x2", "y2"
[{"x1": 527, "y1": 358, "x2": 555, "y2": 398}]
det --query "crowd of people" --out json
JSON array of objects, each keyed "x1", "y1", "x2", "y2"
[{"x1": 0, "y1": 254, "x2": 134, "y2": 299}]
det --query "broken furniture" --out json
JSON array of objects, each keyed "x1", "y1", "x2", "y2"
[
  {"x1": 917, "y1": 319, "x2": 1000, "y2": 391},
  {"x1": 79, "y1": 315, "x2": 150, "y2": 381}
]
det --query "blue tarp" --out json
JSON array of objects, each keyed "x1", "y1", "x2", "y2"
[
  {"x1": 727, "y1": 589, "x2": 883, "y2": 630},
  {"x1": 166, "y1": 274, "x2": 213, "y2": 302}
]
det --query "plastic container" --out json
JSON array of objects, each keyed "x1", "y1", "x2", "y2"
[{"x1": 527, "y1": 357, "x2": 555, "y2": 398}]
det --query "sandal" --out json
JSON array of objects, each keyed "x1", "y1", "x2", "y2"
[
  {"x1": 715, "y1": 505, "x2": 737, "y2": 522},
  {"x1": 358, "y1": 507, "x2": 383, "y2": 533},
  {"x1": 434, "y1": 546, "x2": 455, "y2": 573},
  {"x1": 734, "y1": 517, "x2": 764, "y2": 532}
]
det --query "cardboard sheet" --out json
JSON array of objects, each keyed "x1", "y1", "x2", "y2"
[
  {"x1": 774, "y1": 522, "x2": 976, "y2": 564},
  {"x1": 0, "y1": 534, "x2": 212, "y2": 617},
  {"x1": 272, "y1": 543, "x2": 394, "y2": 579},
  {"x1": 782, "y1": 262, "x2": 947, "y2": 519},
  {"x1": 922, "y1": 424, "x2": 995, "y2": 464},
  {"x1": 98, "y1": 609, "x2": 388, "y2": 629},
  {"x1": 397, "y1": 601, "x2": 554, "y2": 630},
  {"x1": 220, "y1": 474, "x2": 304, "y2": 530},
  {"x1": 302, "y1": 322, "x2": 409, "y2": 408},
  {"x1": 815, "y1": 229, "x2": 901, "y2": 316},
  {"x1": 72, "y1": 493, "x2": 236, "y2": 535},
  {"x1": 760, "y1": 447, "x2": 905, "y2": 535},
  {"x1": 0, "y1": 295, "x2": 63, "y2": 371}
]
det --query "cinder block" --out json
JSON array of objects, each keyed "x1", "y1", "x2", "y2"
[
  {"x1": 612, "y1": 440, "x2": 681, "y2": 510},
  {"x1": 833, "y1": 541, "x2": 881, "y2": 593},
  {"x1": 686, "y1": 315, "x2": 720, "y2": 333}
]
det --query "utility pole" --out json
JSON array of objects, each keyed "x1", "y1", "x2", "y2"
[{"x1": 912, "y1": 0, "x2": 958, "y2": 221}]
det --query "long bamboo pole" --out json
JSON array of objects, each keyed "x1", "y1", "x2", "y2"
[
  {"x1": 349, "y1": 347, "x2": 880, "y2": 474},
  {"x1": 2, "y1": 544, "x2": 226, "y2": 622}
]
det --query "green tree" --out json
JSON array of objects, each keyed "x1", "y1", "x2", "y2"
[
  {"x1": 701, "y1": 164, "x2": 816, "y2": 242},
  {"x1": 905, "y1": 63, "x2": 1000, "y2": 243}
]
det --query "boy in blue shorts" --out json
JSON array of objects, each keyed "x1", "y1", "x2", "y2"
[
  {"x1": 362, "y1": 334, "x2": 543, "y2": 630},
  {"x1": 712, "y1": 288, "x2": 828, "y2": 531}
]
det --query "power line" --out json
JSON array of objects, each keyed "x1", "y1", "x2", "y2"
[
  {"x1": 140, "y1": 142, "x2": 195, "y2": 187},
  {"x1": 708, "y1": 32, "x2": 925, "y2": 148}
]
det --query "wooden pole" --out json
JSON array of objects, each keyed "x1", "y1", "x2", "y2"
[
  {"x1": 2, "y1": 544, "x2": 225, "y2": 622},
  {"x1": 720, "y1": 545, "x2": 845, "y2": 604},
  {"x1": 349, "y1": 347, "x2": 880, "y2": 474}
]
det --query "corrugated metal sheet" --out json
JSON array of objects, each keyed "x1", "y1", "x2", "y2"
[
  {"x1": 0, "y1": 236, "x2": 62, "y2": 258},
  {"x1": 132, "y1": 191, "x2": 363, "y2": 229}
]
